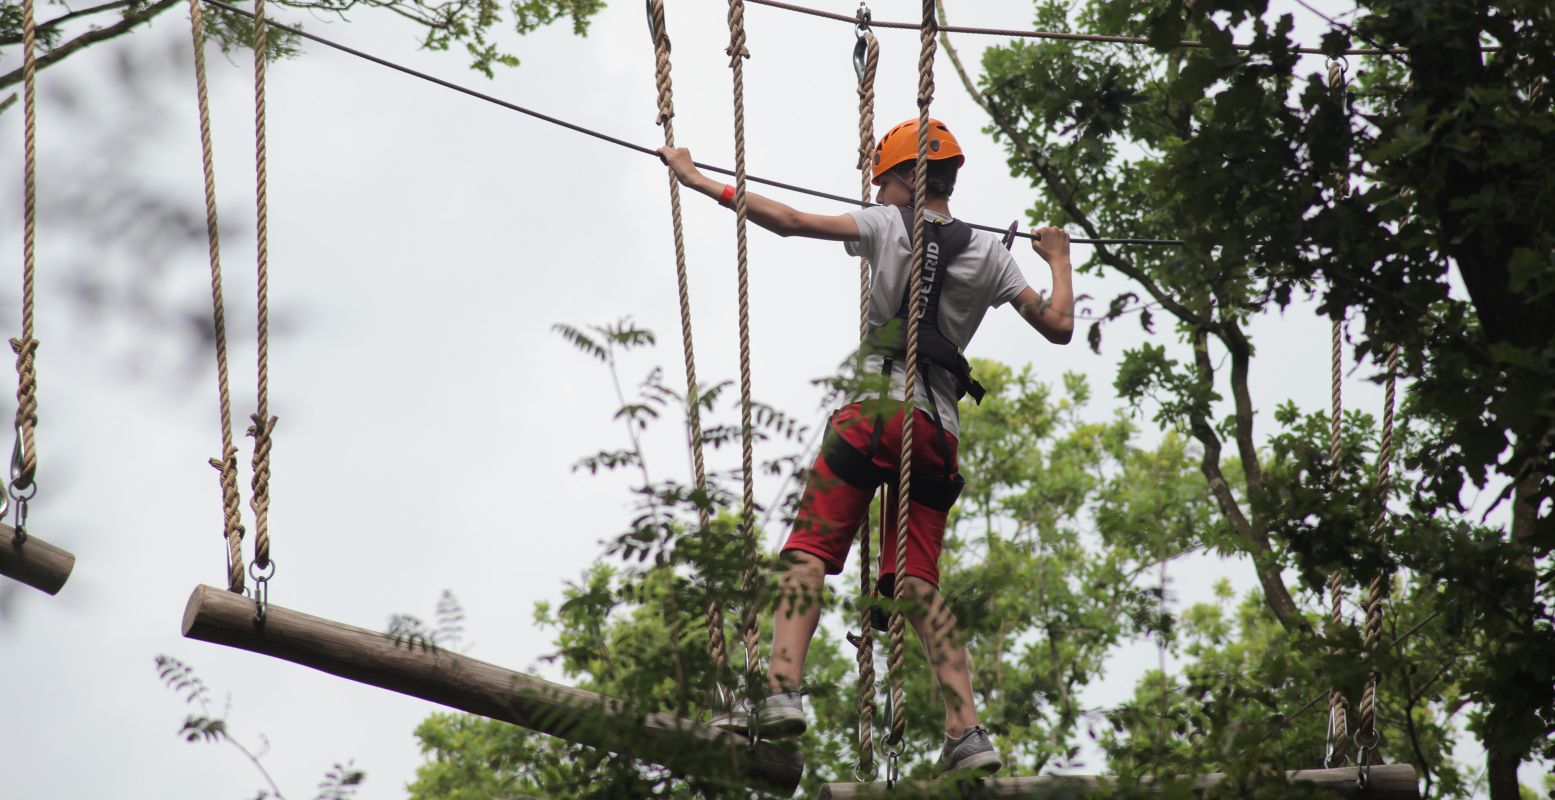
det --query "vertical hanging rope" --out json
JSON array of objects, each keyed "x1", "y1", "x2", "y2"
[
  {"x1": 724, "y1": 0, "x2": 763, "y2": 687},
  {"x1": 645, "y1": 0, "x2": 728, "y2": 686},
  {"x1": 188, "y1": 0, "x2": 247, "y2": 595},
  {"x1": 1357, "y1": 346, "x2": 1398, "y2": 761},
  {"x1": 248, "y1": 0, "x2": 277, "y2": 573},
  {"x1": 1323, "y1": 57, "x2": 1350, "y2": 767},
  {"x1": 886, "y1": 0, "x2": 937, "y2": 750},
  {"x1": 853, "y1": 8, "x2": 880, "y2": 776},
  {"x1": 11, "y1": 0, "x2": 41, "y2": 494},
  {"x1": 855, "y1": 21, "x2": 878, "y2": 341}
]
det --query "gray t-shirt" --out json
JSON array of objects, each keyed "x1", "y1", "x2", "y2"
[{"x1": 844, "y1": 205, "x2": 1030, "y2": 438}]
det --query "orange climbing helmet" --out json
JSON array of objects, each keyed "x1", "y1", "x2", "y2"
[{"x1": 871, "y1": 118, "x2": 965, "y2": 185}]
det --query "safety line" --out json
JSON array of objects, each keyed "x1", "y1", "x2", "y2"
[
  {"x1": 199, "y1": 0, "x2": 1182, "y2": 246},
  {"x1": 747, "y1": 0, "x2": 1500, "y2": 55}
]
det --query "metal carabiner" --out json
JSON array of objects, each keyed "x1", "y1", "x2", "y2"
[
  {"x1": 249, "y1": 558, "x2": 276, "y2": 625},
  {"x1": 644, "y1": 0, "x2": 666, "y2": 49},
  {"x1": 9, "y1": 424, "x2": 36, "y2": 499}
]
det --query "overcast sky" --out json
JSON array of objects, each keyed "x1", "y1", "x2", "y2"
[{"x1": 3, "y1": 1, "x2": 1521, "y2": 797}]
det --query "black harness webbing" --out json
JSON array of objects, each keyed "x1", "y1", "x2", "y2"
[{"x1": 820, "y1": 205, "x2": 980, "y2": 523}]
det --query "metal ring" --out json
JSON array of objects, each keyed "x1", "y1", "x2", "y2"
[
  {"x1": 854, "y1": 5, "x2": 871, "y2": 38},
  {"x1": 1353, "y1": 728, "x2": 1383, "y2": 754},
  {"x1": 248, "y1": 558, "x2": 277, "y2": 583},
  {"x1": 9, "y1": 478, "x2": 37, "y2": 503}
]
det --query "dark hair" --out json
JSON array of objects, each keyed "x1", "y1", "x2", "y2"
[{"x1": 887, "y1": 158, "x2": 959, "y2": 198}]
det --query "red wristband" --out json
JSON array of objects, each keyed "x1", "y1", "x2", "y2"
[{"x1": 719, "y1": 183, "x2": 736, "y2": 207}]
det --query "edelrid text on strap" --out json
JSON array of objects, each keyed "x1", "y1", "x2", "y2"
[{"x1": 861, "y1": 206, "x2": 986, "y2": 405}]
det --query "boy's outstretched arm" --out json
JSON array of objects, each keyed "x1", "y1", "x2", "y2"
[
  {"x1": 1013, "y1": 226, "x2": 1074, "y2": 345},
  {"x1": 657, "y1": 147, "x2": 860, "y2": 241}
]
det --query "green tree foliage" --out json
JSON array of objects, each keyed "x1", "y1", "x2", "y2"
[
  {"x1": 406, "y1": 327, "x2": 1479, "y2": 797},
  {"x1": 952, "y1": 0, "x2": 1551, "y2": 795},
  {"x1": 0, "y1": 0, "x2": 604, "y2": 94}
]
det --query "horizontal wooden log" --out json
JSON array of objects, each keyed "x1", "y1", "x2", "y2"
[
  {"x1": 818, "y1": 764, "x2": 1418, "y2": 799},
  {"x1": 182, "y1": 585, "x2": 802, "y2": 793},
  {"x1": 0, "y1": 522, "x2": 74, "y2": 595}
]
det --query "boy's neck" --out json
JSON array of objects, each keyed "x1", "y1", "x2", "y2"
[{"x1": 925, "y1": 197, "x2": 951, "y2": 216}]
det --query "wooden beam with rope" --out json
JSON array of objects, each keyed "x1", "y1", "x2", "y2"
[
  {"x1": 0, "y1": 522, "x2": 73, "y2": 595},
  {"x1": 167, "y1": 0, "x2": 1423, "y2": 795},
  {"x1": 182, "y1": 585, "x2": 805, "y2": 792},
  {"x1": 0, "y1": 0, "x2": 75, "y2": 598},
  {"x1": 174, "y1": 0, "x2": 804, "y2": 792}
]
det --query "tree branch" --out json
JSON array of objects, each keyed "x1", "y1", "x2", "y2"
[
  {"x1": 0, "y1": 0, "x2": 139, "y2": 46},
  {"x1": 937, "y1": 0, "x2": 1199, "y2": 328},
  {"x1": 1188, "y1": 326, "x2": 1307, "y2": 632},
  {"x1": 0, "y1": 0, "x2": 181, "y2": 93},
  {"x1": 1218, "y1": 317, "x2": 1266, "y2": 502}
]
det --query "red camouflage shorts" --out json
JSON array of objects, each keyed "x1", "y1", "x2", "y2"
[{"x1": 781, "y1": 402, "x2": 960, "y2": 588}]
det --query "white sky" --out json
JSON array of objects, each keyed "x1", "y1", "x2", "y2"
[{"x1": 5, "y1": 1, "x2": 1527, "y2": 797}]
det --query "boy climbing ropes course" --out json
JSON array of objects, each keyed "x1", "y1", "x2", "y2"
[{"x1": 659, "y1": 117, "x2": 1074, "y2": 776}]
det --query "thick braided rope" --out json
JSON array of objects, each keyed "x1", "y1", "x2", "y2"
[
  {"x1": 1357, "y1": 346, "x2": 1398, "y2": 755},
  {"x1": 12, "y1": 0, "x2": 40, "y2": 493},
  {"x1": 887, "y1": 0, "x2": 937, "y2": 749},
  {"x1": 856, "y1": 29, "x2": 878, "y2": 340},
  {"x1": 1324, "y1": 58, "x2": 1350, "y2": 764},
  {"x1": 646, "y1": 0, "x2": 727, "y2": 680},
  {"x1": 248, "y1": 0, "x2": 276, "y2": 571},
  {"x1": 187, "y1": 0, "x2": 247, "y2": 595},
  {"x1": 1325, "y1": 317, "x2": 1348, "y2": 759},
  {"x1": 724, "y1": 0, "x2": 764, "y2": 683},
  {"x1": 854, "y1": 19, "x2": 880, "y2": 775}
]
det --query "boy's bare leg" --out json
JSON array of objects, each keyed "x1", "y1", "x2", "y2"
[
  {"x1": 767, "y1": 551, "x2": 826, "y2": 693},
  {"x1": 898, "y1": 575, "x2": 980, "y2": 737}
]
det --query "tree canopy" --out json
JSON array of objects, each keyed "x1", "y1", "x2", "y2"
[{"x1": 403, "y1": 0, "x2": 1552, "y2": 796}]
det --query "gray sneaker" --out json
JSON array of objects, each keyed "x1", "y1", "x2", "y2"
[
  {"x1": 709, "y1": 690, "x2": 807, "y2": 739},
  {"x1": 936, "y1": 725, "x2": 1001, "y2": 775}
]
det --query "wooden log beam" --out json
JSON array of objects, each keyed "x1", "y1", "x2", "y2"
[
  {"x1": 182, "y1": 585, "x2": 803, "y2": 793},
  {"x1": 818, "y1": 764, "x2": 1419, "y2": 799},
  {"x1": 0, "y1": 523, "x2": 74, "y2": 595}
]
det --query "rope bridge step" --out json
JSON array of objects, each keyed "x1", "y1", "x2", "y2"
[
  {"x1": 818, "y1": 764, "x2": 1419, "y2": 799},
  {"x1": 0, "y1": 523, "x2": 74, "y2": 595},
  {"x1": 181, "y1": 585, "x2": 804, "y2": 793}
]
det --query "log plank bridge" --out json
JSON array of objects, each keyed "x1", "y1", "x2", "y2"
[
  {"x1": 818, "y1": 764, "x2": 1419, "y2": 798},
  {"x1": 0, "y1": 522, "x2": 74, "y2": 595},
  {"x1": 182, "y1": 585, "x2": 803, "y2": 793}
]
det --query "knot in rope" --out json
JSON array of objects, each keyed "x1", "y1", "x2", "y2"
[
  {"x1": 648, "y1": 0, "x2": 675, "y2": 126},
  {"x1": 9, "y1": 336, "x2": 40, "y2": 488},
  {"x1": 209, "y1": 446, "x2": 247, "y2": 593},
  {"x1": 247, "y1": 412, "x2": 277, "y2": 567}
]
